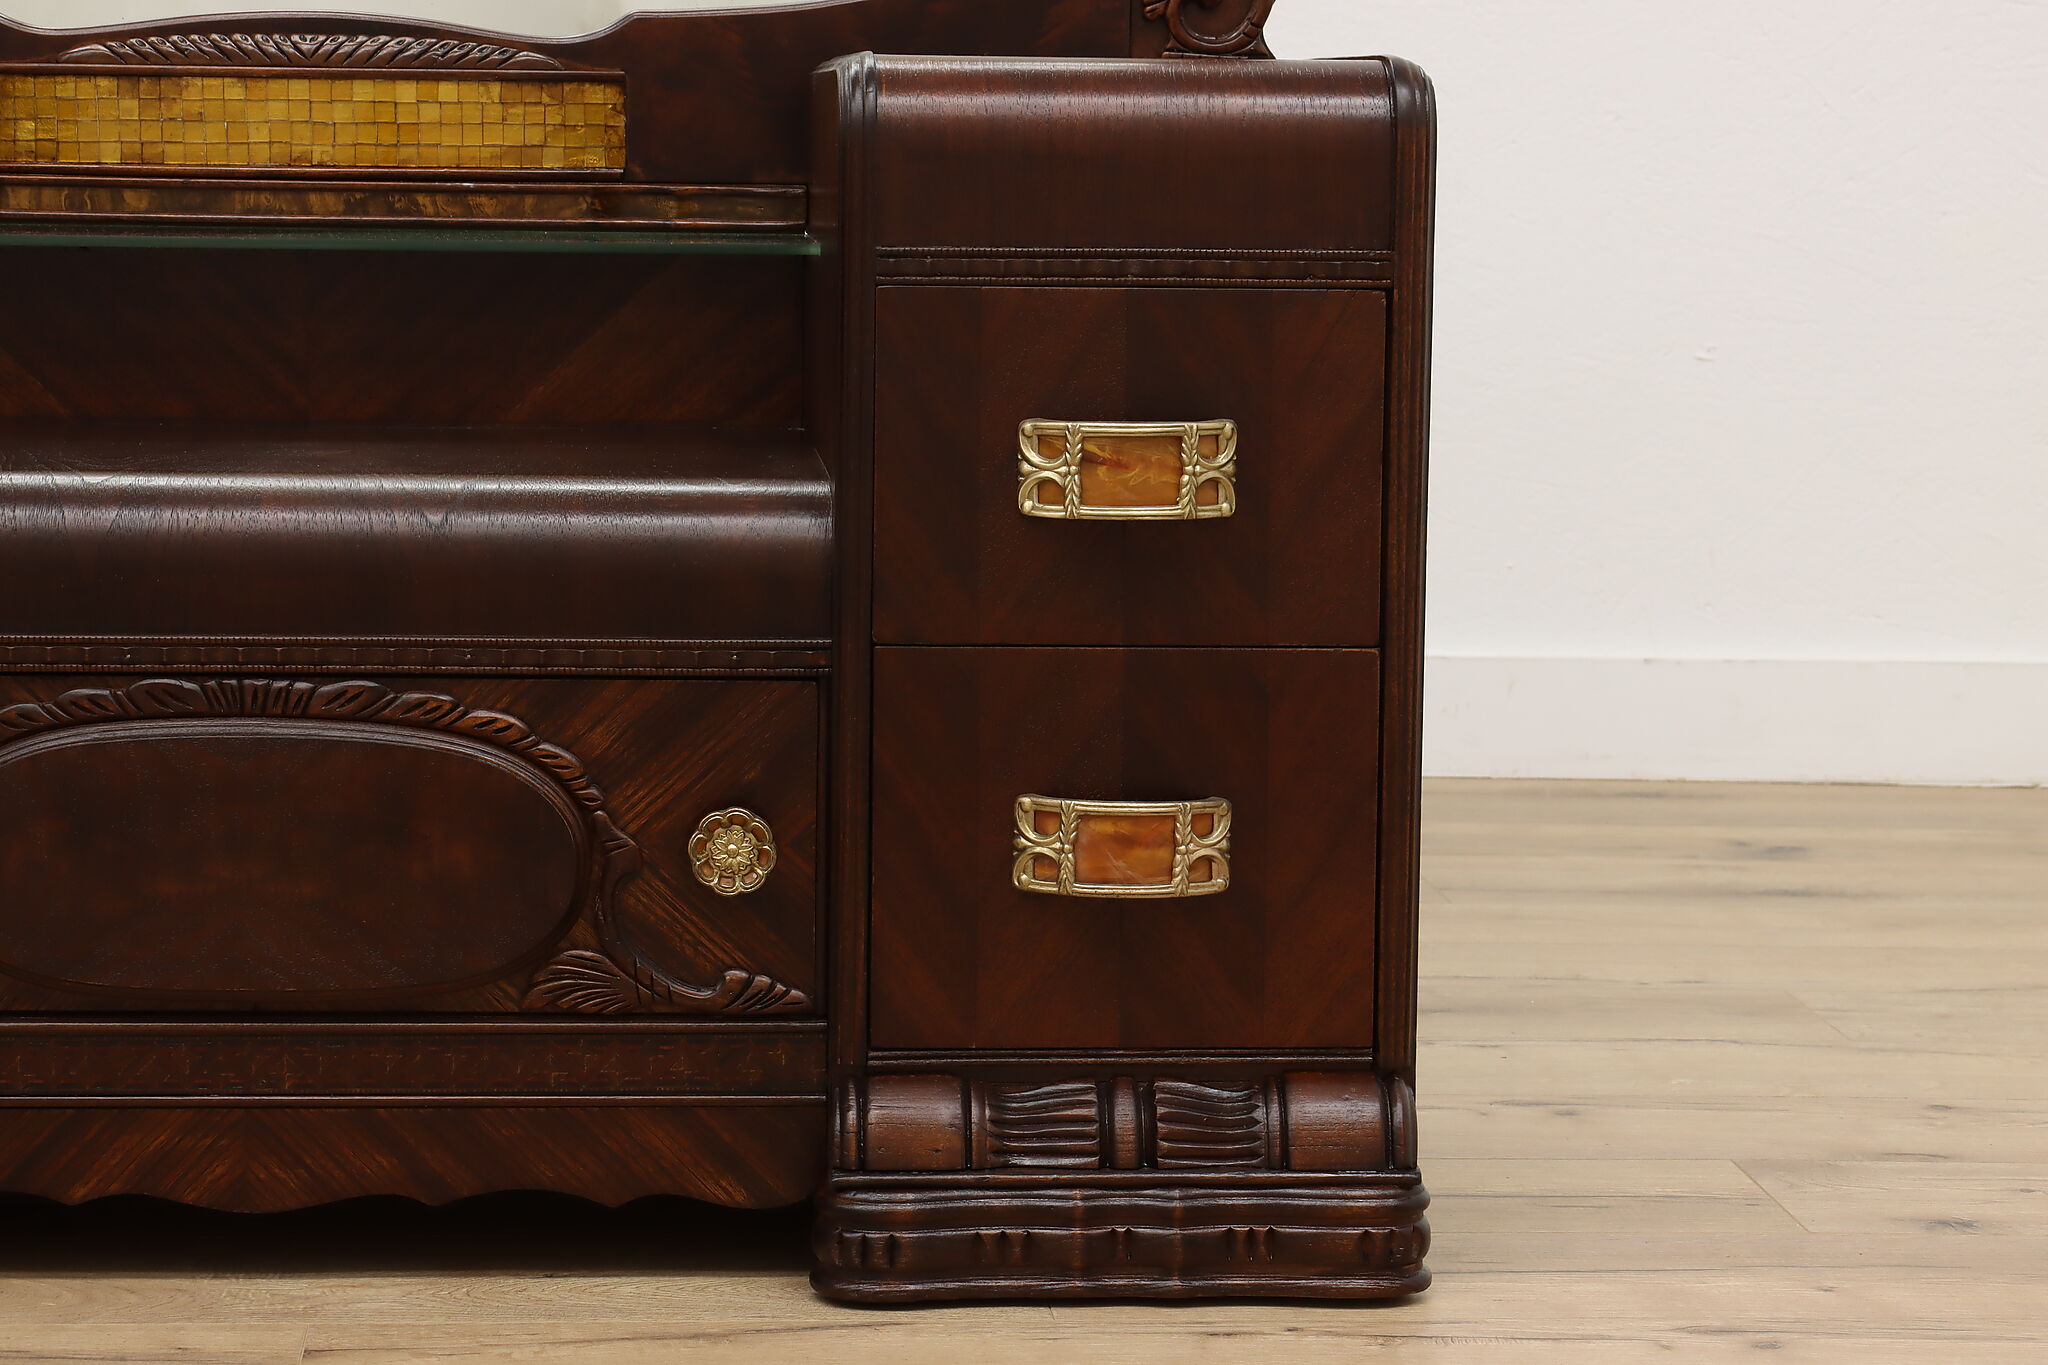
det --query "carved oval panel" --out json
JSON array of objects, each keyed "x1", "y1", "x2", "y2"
[{"x1": 0, "y1": 719, "x2": 586, "y2": 1000}]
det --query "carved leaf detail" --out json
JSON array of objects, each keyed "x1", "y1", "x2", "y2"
[
  {"x1": 0, "y1": 678, "x2": 610, "y2": 811},
  {"x1": 59, "y1": 33, "x2": 564, "y2": 70},
  {"x1": 518, "y1": 951, "x2": 641, "y2": 1014},
  {"x1": 1153, "y1": 1079, "x2": 1269, "y2": 1169},
  {"x1": 522, "y1": 949, "x2": 810, "y2": 1017}
]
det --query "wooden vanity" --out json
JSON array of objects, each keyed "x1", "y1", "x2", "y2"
[{"x1": 0, "y1": 0, "x2": 1434, "y2": 1301}]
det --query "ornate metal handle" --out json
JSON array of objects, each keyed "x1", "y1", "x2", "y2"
[
  {"x1": 1018, "y1": 420, "x2": 1237, "y2": 521},
  {"x1": 1013, "y1": 796, "x2": 1231, "y2": 899},
  {"x1": 690, "y1": 808, "x2": 776, "y2": 896}
]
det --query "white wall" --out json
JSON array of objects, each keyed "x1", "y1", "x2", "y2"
[
  {"x1": 1268, "y1": 1, "x2": 2048, "y2": 784},
  {"x1": 7, "y1": 1, "x2": 2045, "y2": 783}
]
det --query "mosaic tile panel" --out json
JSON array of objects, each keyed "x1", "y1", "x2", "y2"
[{"x1": 0, "y1": 72, "x2": 625, "y2": 172}]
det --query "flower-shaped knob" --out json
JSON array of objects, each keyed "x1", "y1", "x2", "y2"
[{"x1": 689, "y1": 808, "x2": 776, "y2": 896}]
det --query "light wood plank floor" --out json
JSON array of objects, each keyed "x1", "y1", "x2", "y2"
[{"x1": 2, "y1": 779, "x2": 2043, "y2": 1363}]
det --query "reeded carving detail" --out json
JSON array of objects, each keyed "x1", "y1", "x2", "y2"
[
  {"x1": 853, "y1": 1072, "x2": 1397, "y2": 1174},
  {"x1": 1142, "y1": 0, "x2": 1279, "y2": 59},
  {"x1": 1153, "y1": 1080, "x2": 1269, "y2": 1169},
  {"x1": 0, "y1": 678, "x2": 802, "y2": 1017},
  {"x1": 59, "y1": 33, "x2": 563, "y2": 69},
  {"x1": 978, "y1": 1082, "x2": 1103, "y2": 1169},
  {"x1": 690, "y1": 808, "x2": 777, "y2": 896}
]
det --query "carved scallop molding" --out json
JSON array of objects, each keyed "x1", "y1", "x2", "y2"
[{"x1": 58, "y1": 33, "x2": 564, "y2": 70}]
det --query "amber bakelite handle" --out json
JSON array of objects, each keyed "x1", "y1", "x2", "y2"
[
  {"x1": 1011, "y1": 796, "x2": 1232, "y2": 899},
  {"x1": 1017, "y1": 420, "x2": 1238, "y2": 521}
]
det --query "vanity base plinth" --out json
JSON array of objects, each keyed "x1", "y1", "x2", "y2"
[{"x1": 813, "y1": 1173, "x2": 1431, "y2": 1302}]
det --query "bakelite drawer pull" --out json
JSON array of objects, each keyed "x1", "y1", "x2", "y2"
[
  {"x1": 1012, "y1": 796, "x2": 1231, "y2": 899},
  {"x1": 1017, "y1": 420, "x2": 1238, "y2": 521}
]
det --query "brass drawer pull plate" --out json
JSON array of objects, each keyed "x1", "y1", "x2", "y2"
[
  {"x1": 1012, "y1": 796, "x2": 1231, "y2": 899},
  {"x1": 1018, "y1": 420, "x2": 1238, "y2": 521}
]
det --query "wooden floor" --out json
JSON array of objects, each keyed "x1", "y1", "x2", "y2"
[{"x1": 3, "y1": 779, "x2": 2044, "y2": 1362}]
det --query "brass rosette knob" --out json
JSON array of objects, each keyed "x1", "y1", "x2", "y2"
[{"x1": 690, "y1": 808, "x2": 777, "y2": 896}]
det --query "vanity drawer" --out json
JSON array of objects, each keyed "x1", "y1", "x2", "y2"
[
  {"x1": 0, "y1": 675, "x2": 819, "y2": 1016},
  {"x1": 869, "y1": 647, "x2": 1380, "y2": 1051},
  {"x1": 873, "y1": 287, "x2": 1387, "y2": 648}
]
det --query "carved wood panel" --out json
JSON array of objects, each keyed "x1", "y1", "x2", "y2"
[{"x1": 0, "y1": 675, "x2": 819, "y2": 1014}]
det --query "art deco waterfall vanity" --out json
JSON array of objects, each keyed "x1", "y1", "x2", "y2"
[{"x1": 0, "y1": 0, "x2": 1434, "y2": 1300}]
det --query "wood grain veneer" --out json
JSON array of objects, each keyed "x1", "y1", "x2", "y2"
[{"x1": 0, "y1": 0, "x2": 1434, "y2": 1304}]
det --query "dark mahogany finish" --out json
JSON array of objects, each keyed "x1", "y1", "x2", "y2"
[
  {"x1": 874, "y1": 287, "x2": 1387, "y2": 646},
  {"x1": 0, "y1": 675, "x2": 822, "y2": 1014},
  {"x1": 862, "y1": 56, "x2": 1396, "y2": 253},
  {"x1": 870, "y1": 647, "x2": 1382, "y2": 1049},
  {"x1": 0, "y1": 423, "x2": 830, "y2": 640},
  {"x1": 815, "y1": 46, "x2": 1434, "y2": 1301},
  {"x1": 0, "y1": 0, "x2": 1432, "y2": 1304},
  {"x1": 0, "y1": 720, "x2": 586, "y2": 996}
]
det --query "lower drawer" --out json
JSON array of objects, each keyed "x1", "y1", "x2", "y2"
[
  {"x1": 870, "y1": 647, "x2": 1381, "y2": 1051},
  {"x1": 0, "y1": 674, "x2": 819, "y2": 1015}
]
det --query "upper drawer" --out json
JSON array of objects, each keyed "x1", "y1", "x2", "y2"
[
  {"x1": 874, "y1": 286, "x2": 1387, "y2": 648},
  {"x1": 867, "y1": 57, "x2": 1397, "y2": 254}
]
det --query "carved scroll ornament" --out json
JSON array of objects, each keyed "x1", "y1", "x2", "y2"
[{"x1": 1143, "y1": 0, "x2": 1279, "y2": 59}]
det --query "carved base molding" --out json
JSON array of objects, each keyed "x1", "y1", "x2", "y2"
[
  {"x1": 814, "y1": 1172, "x2": 1429, "y2": 1302},
  {"x1": 818, "y1": 1069, "x2": 1427, "y2": 1299},
  {"x1": 844, "y1": 1071, "x2": 1417, "y2": 1173}
]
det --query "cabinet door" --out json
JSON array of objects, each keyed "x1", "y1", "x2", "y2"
[
  {"x1": 0, "y1": 676, "x2": 819, "y2": 1015},
  {"x1": 873, "y1": 287, "x2": 1388, "y2": 648},
  {"x1": 870, "y1": 647, "x2": 1380, "y2": 1050}
]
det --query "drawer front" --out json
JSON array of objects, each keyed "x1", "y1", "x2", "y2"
[
  {"x1": 873, "y1": 287, "x2": 1387, "y2": 648},
  {"x1": 0, "y1": 675, "x2": 818, "y2": 1015},
  {"x1": 870, "y1": 647, "x2": 1379, "y2": 1051}
]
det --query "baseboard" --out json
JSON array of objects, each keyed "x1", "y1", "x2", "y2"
[{"x1": 1424, "y1": 657, "x2": 2048, "y2": 786}]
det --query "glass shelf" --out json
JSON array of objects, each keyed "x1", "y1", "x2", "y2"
[{"x1": 0, "y1": 224, "x2": 821, "y2": 257}]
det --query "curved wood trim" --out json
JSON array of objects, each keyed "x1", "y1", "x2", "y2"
[{"x1": 1375, "y1": 55, "x2": 1437, "y2": 1082}]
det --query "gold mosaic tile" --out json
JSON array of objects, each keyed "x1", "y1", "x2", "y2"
[{"x1": 0, "y1": 72, "x2": 625, "y2": 172}]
